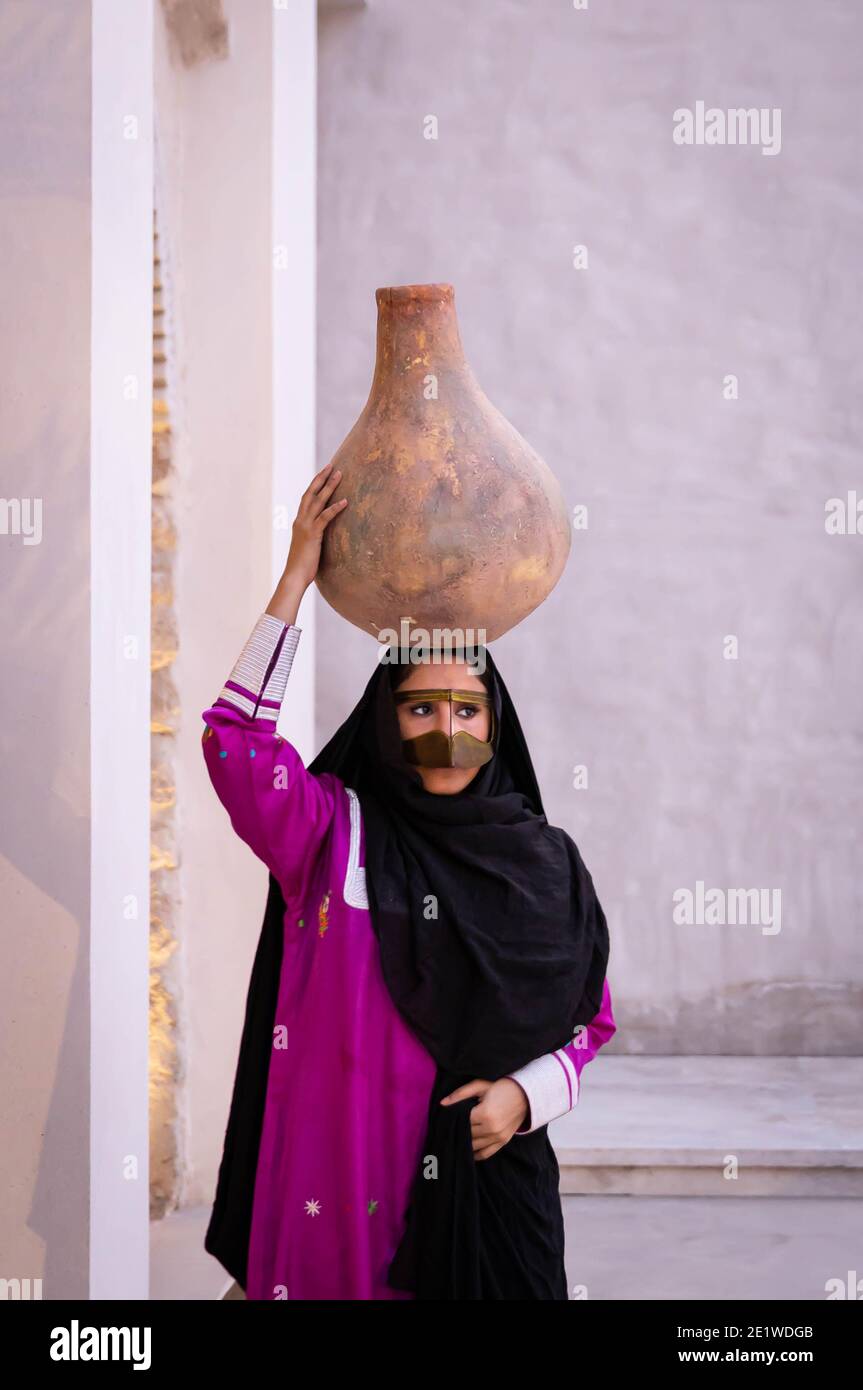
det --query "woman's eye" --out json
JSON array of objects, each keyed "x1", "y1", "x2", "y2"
[{"x1": 406, "y1": 700, "x2": 479, "y2": 718}]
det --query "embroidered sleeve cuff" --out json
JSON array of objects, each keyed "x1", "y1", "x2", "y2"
[
  {"x1": 217, "y1": 614, "x2": 301, "y2": 722},
  {"x1": 506, "y1": 1050, "x2": 580, "y2": 1135}
]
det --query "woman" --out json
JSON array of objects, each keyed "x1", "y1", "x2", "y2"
[{"x1": 201, "y1": 461, "x2": 616, "y2": 1301}]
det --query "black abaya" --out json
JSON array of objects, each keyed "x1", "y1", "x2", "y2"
[{"x1": 205, "y1": 640, "x2": 609, "y2": 1299}]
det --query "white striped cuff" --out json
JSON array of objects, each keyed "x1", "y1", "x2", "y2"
[
  {"x1": 217, "y1": 613, "x2": 301, "y2": 721},
  {"x1": 506, "y1": 1049, "x2": 580, "y2": 1134}
]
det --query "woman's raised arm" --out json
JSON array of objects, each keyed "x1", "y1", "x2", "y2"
[{"x1": 201, "y1": 462, "x2": 349, "y2": 904}]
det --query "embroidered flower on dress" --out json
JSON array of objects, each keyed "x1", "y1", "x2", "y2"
[{"x1": 318, "y1": 890, "x2": 331, "y2": 937}]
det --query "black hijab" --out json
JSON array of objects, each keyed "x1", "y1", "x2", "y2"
[
  {"x1": 204, "y1": 640, "x2": 610, "y2": 1300},
  {"x1": 315, "y1": 645, "x2": 608, "y2": 1074}
]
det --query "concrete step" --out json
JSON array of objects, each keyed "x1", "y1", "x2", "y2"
[{"x1": 552, "y1": 1056, "x2": 863, "y2": 1197}]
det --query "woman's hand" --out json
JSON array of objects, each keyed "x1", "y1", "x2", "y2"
[
  {"x1": 440, "y1": 1077, "x2": 530, "y2": 1160},
  {"x1": 266, "y1": 461, "x2": 348, "y2": 624}
]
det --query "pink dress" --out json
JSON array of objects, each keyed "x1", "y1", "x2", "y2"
[{"x1": 202, "y1": 613, "x2": 617, "y2": 1300}]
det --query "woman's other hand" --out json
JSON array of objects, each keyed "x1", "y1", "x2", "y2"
[
  {"x1": 440, "y1": 1077, "x2": 530, "y2": 1160},
  {"x1": 266, "y1": 461, "x2": 348, "y2": 624}
]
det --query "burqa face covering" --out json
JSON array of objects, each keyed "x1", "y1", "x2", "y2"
[{"x1": 393, "y1": 686, "x2": 495, "y2": 768}]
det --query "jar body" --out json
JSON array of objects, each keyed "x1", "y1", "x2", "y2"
[{"x1": 316, "y1": 284, "x2": 571, "y2": 643}]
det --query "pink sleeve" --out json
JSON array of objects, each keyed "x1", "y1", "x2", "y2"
[
  {"x1": 201, "y1": 613, "x2": 339, "y2": 906},
  {"x1": 506, "y1": 978, "x2": 616, "y2": 1135}
]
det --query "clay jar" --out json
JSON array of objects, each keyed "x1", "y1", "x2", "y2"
[{"x1": 315, "y1": 283, "x2": 571, "y2": 643}]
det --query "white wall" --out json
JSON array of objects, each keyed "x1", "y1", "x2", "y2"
[
  {"x1": 315, "y1": 0, "x2": 863, "y2": 1053},
  {"x1": 0, "y1": 0, "x2": 92, "y2": 1298},
  {"x1": 90, "y1": 0, "x2": 153, "y2": 1300}
]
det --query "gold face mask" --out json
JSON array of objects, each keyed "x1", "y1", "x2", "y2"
[{"x1": 393, "y1": 686, "x2": 495, "y2": 769}]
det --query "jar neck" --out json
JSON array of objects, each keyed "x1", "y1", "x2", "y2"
[{"x1": 371, "y1": 284, "x2": 467, "y2": 387}]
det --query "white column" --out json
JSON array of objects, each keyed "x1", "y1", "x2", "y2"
[
  {"x1": 90, "y1": 0, "x2": 153, "y2": 1300},
  {"x1": 272, "y1": 0, "x2": 317, "y2": 758}
]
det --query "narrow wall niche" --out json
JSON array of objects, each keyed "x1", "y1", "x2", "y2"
[{"x1": 150, "y1": 197, "x2": 182, "y2": 1217}]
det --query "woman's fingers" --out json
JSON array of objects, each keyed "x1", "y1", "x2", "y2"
[
  {"x1": 295, "y1": 464, "x2": 347, "y2": 534},
  {"x1": 307, "y1": 460, "x2": 336, "y2": 494},
  {"x1": 299, "y1": 461, "x2": 337, "y2": 516},
  {"x1": 473, "y1": 1140, "x2": 504, "y2": 1161},
  {"x1": 440, "y1": 1078, "x2": 491, "y2": 1106},
  {"x1": 470, "y1": 1113, "x2": 506, "y2": 1145},
  {"x1": 318, "y1": 497, "x2": 348, "y2": 527},
  {"x1": 310, "y1": 466, "x2": 344, "y2": 519}
]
